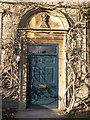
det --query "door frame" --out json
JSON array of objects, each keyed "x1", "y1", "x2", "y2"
[
  {"x1": 18, "y1": 6, "x2": 69, "y2": 110},
  {"x1": 26, "y1": 44, "x2": 59, "y2": 108}
]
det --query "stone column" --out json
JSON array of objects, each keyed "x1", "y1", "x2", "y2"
[{"x1": 0, "y1": 5, "x2": 4, "y2": 120}]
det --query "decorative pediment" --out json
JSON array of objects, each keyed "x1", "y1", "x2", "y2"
[
  {"x1": 19, "y1": 6, "x2": 69, "y2": 30},
  {"x1": 28, "y1": 12, "x2": 64, "y2": 29}
]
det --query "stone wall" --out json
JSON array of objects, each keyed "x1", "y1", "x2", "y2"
[
  {"x1": 0, "y1": 0, "x2": 90, "y2": 3},
  {"x1": 1, "y1": 1, "x2": 89, "y2": 113}
]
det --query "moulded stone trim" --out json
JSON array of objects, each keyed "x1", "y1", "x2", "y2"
[{"x1": 18, "y1": 4, "x2": 69, "y2": 30}]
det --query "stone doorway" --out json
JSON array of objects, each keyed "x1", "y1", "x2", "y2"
[{"x1": 18, "y1": 7, "x2": 69, "y2": 110}]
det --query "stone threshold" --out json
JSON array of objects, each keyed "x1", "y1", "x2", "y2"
[{"x1": 16, "y1": 108, "x2": 66, "y2": 118}]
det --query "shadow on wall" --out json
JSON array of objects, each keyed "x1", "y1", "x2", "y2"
[{"x1": 2, "y1": 98, "x2": 18, "y2": 118}]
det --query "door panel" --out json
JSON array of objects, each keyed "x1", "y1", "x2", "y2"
[
  {"x1": 27, "y1": 45, "x2": 58, "y2": 108},
  {"x1": 45, "y1": 67, "x2": 55, "y2": 83}
]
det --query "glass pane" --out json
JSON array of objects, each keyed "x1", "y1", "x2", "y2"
[{"x1": 28, "y1": 45, "x2": 57, "y2": 54}]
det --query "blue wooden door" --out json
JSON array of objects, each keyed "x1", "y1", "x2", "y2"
[{"x1": 27, "y1": 45, "x2": 58, "y2": 108}]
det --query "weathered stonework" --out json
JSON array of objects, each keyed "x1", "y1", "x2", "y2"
[{"x1": 1, "y1": 0, "x2": 90, "y2": 116}]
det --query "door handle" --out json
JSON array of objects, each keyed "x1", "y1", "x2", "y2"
[{"x1": 39, "y1": 84, "x2": 46, "y2": 89}]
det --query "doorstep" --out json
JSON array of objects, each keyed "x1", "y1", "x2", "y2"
[{"x1": 16, "y1": 108, "x2": 66, "y2": 118}]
